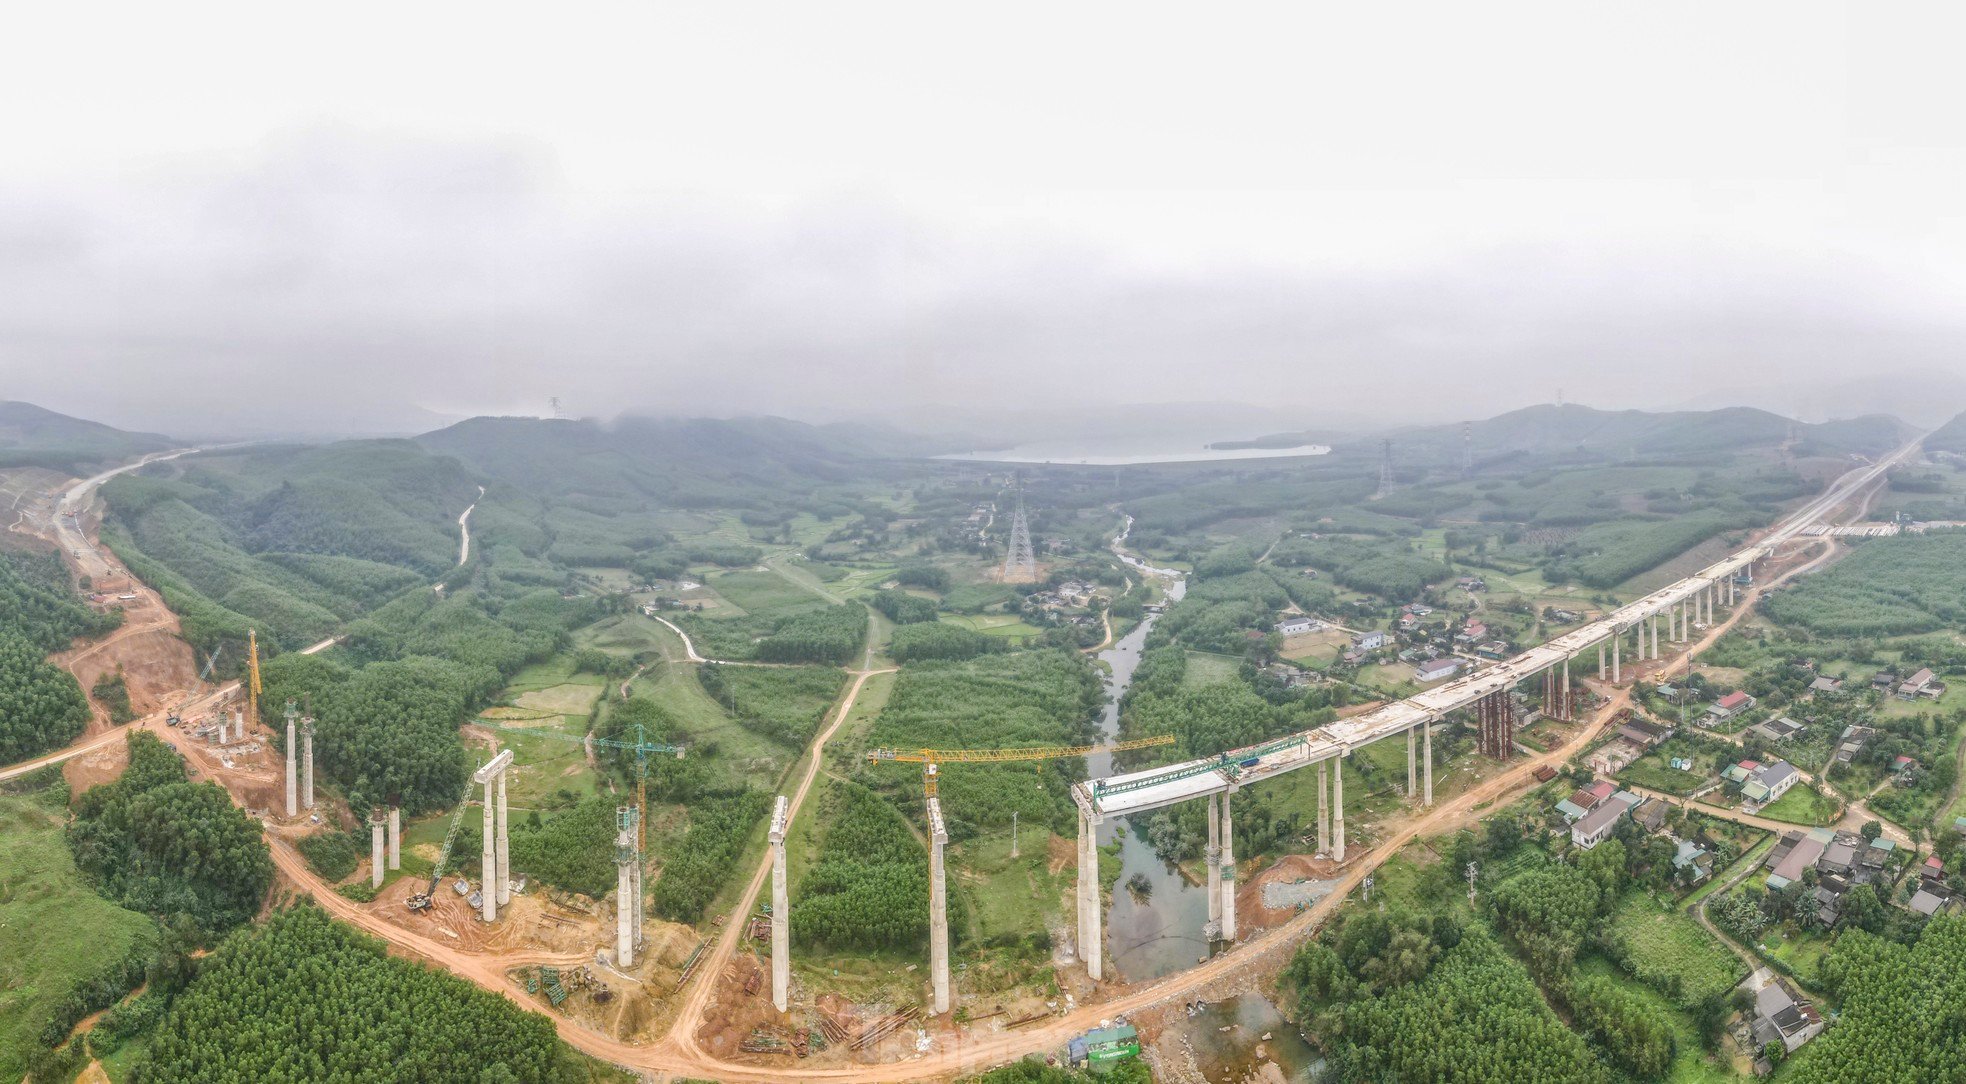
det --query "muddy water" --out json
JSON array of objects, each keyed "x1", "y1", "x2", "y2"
[
  {"x1": 1171, "y1": 995, "x2": 1325, "y2": 1084},
  {"x1": 1087, "y1": 524, "x2": 1214, "y2": 982}
]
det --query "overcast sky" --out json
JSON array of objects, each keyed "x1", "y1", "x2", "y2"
[{"x1": 6, "y1": 1, "x2": 1966, "y2": 439}]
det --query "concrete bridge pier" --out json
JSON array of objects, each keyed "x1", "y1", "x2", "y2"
[
  {"x1": 1612, "y1": 630, "x2": 1622, "y2": 682},
  {"x1": 1423, "y1": 716, "x2": 1434, "y2": 806},
  {"x1": 769, "y1": 796, "x2": 789, "y2": 1012},
  {"x1": 1332, "y1": 755, "x2": 1346, "y2": 863},
  {"x1": 929, "y1": 798, "x2": 951, "y2": 1014},
  {"x1": 284, "y1": 706, "x2": 298, "y2": 818},
  {"x1": 1598, "y1": 642, "x2": 1606, "y2": 680},
  {"x1": 1219, "y1": 785, "x2": 1237, "y2": 940},
  {"x1": 1407, "y1": 725, "x2": 1417, "y2": 796},
  {"x1": 370, "y1": 811, "x2": 386, "y2": 890},
  {"x1": 1316, "y1": 761, "x2": 1330, "y2": 852},
  {"x1": 300, "y1": 717, "x2": 314, "y2": 809},
  {"x1": 387, "y1": 805, "x2": 400, "y2": 869},
  {"x1": 473, "y1": 750, "x2": 514, "y2": 922},
  {"x1": 615, "y1": 810, "x2": 636, "y2": 967},
  {"x1": 1205, "y1": 791, "x2": 1222, "y2": 936},
  {"x1": 1077, "y1": 805, "x2": 1103, "y2": 981}
]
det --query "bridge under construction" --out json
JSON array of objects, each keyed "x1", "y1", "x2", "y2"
[{"x1": 1066, "y1": 445, "x2": 1906, "y2": 980}]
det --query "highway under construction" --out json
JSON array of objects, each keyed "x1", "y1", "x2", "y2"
[{"x1": 1, "y1": 434, "x2": 1920, "y2": 1083}]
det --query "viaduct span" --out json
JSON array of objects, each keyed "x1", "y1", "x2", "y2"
[{"x1": 1069, "y1": 447, "x2": 1904, "y2": 978}]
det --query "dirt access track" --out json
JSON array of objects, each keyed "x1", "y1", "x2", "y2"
[{"x1": 5, "y1": 453, "x2": 201, "y2": 729}]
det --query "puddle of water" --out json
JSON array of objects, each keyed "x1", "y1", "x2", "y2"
[{"x1": 1167, "y1": 994, "x2": 1325, "y2": 1084}]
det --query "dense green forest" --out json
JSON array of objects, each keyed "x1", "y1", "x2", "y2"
[
  {"x1": 695, "y1": 664, "x2": 846, "y2": 745},
  {"x1": 1786, "y1": 914, "x2": 1966, "y2": 1079},
  {"x1": 135, "y1": 905, "x2": 591, "y2": 1083},
  {"x1": 67, "y1": 732, "x2": 273, "y2": 939},
  {"x1": 0, "y1": 549, "x2": 117, "y2": 765},
  {"x1": 99, "y1": 441, "x2": 480, "y2": 654},
  {"x1": 650, "y1": 789, "x2": 773, "y2": 922},
  {"x1": 1288, "y1": 922, "x2": 1606, "y2": 1083},
  {"x1": 864, "y1": 651, "x2": 1103, "y2": 840},
  {"x1": 887, "y1": 621, "x2": 1003, "y2": 662},
  {"x1": 1763, "y1": 531, "x2": 1966, "y2": 636},
  {"x1": 791, "y1": 780, "x2": 935, "y2": 952}
]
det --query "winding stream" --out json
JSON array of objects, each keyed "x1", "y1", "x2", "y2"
[{"x1": 1087, "y1": 517, "x2": 1214, "y2": 981}]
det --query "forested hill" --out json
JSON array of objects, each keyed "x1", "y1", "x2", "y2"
[
  {"x1": 1924, "y1": 410, "x2": 1966, "y2": 455},
  {"x1": 1240, "y1": 405, "x2": 1908, "y2": 472},
  {"x1": 0, "y1": 400, "x2": 172, "y2": 471},
  {"x1": 414, "y1": 414, "x2": 952, "y2": 503}
]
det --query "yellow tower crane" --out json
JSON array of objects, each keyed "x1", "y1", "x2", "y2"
[{"x1": 867, "y1": 734, "x2": 1176, "y2": 798}]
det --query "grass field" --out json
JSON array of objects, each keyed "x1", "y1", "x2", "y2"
[
  {"x1": 705, "y1": 568, "x2": 829, "y2": 617},
  {"x1": 1759, "y1": 924, "x2": 1834, "y2": 982},
  {"x1": 941, "y1": 612, "x2": 1045, "y2": 640},
  {"x1": 1604, "y1": 891, "x2": 1747, "y2": 1006},
  {"x1": 1180, "y1": 651, "x2": 1242, "y2": 688},
  {"x1": 481, "y1": 654, "x2": 609, "y2": 809},
  {"x1": 0, "y1": 791, "x2": 157, "y2": 1081},
  {"x1": 1758, "y1": 782, "x2": 1839, "y2": 826}
]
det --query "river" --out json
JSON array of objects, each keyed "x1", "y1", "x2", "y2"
[
  {"x1": 1087, "y1": 517, "x2": 1214, "y2": 981},
  {"x1": 1094, "y1": 518, "x2": 1325, "y2": 1081}
]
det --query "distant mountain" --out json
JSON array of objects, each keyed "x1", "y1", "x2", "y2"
[
  {"x1": 1924, "y1": 411, "x2": 1966, "y2": 455},
  {"x1": 414, "y1": 414, "x2": 957, "y2": 504},
  {"x1": 1241, "y1": 404, "x2": 1909, "y2": 474},
  {"x1": 0, "y1": 401, "x2": 174, "y2": 471}
]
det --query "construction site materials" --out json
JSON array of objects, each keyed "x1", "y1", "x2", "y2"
[{"x1": 852, "y1": 1007, "x2": 921, "y2": 1050}]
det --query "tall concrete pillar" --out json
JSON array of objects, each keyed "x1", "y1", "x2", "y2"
[
  {"x1": 615, "y1": 811, "x2": 636, "y2": 967},
  {"x1": 928, "y1": 798, "x2": 950, "y2": 1014},
  {"x1": 1205, "y1": 792, "x2": 1222, "y2": 932},
  {"x1": 1317, "y1": 761, "x2": 1330, "y2": 853},
  {"x1": 769, "y1": 796, "x2": 790, "y2": 1012},
  {"x1": 370, "y1": 812, "x2": 385, "y2": 890},
  {"x1": 1423, "y1": 717, "x2": 1434, "y2": 806},
  {"x1": 1703, "y1": 585, "x2": 1712, "y2": 626},
  {"x1": 1219, "y1": 786, "x2": 1237, "y2": 941},
  {"x1": 1650, "y1": 612, "x2": 1660, "y2": 659},
  {"x1": 1562, "y1": 657, "x2": 1571, "y2": 718},
  {"x1": 482, "y1": 780, "x2": 497, "y2": 921},
  {"x1": 301, "y1": 719, "x2": 314, "y2": 809},
  {"x1": 1612, "y1": 632, "x2": 1621, "y2": 682},
  {"x1": 1332, "y1": 756, "x2": 1346, "y2": 862},
  {"x1": 495, "y1": 773, "x2": 511, "y2": 907},
  {"x1": 1407, "y1": 725, "x2": 1417, "y2": 797},
  {"x1": 285, "y1": 714, "x2": 298, "y2": 818},
  {"x1": 473, "y1": 750, "x2": 513, "y2": 923},
  {"x1": 1077, "y1": 805, "x2": 1102, "y2": 981},
  {"x1": 387, "y1": 805, "x2": 401, "y2": 870},
  {"x1": 1598, "y1": 642, "x2": 1606, "y2": 680}
]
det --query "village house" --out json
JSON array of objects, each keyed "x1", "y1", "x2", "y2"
[
  {"x1": 1741, "y1": 760, "x2": 1800, "y2": 808},
  {"x1": 1556, "y1": 779, "x2": 1618, "y2": 821},
  {"x1": 1897, "y1": 667, "x2": 1940, "y2": 700},
  {"x1": 1835, "y1": 724, "x2": 1876, "y2": 765},
  {"x1": 1354, "y1": 630, "x2": 1389, "y2": 651},
  {"x1": 1910, "y1": 886, "x2": 1954, "y2": 917},
  {"x1": 1275, "y1": 616, "x2": 1321, "y2": 636},
  {"x1": 1749, "y1": 715, "x2": 1807, "y2": 743},
  {"x1": 1415, "y1": 656, "x2": 1464, "y2": 683},
  {"x1": 1807, "y1": 675, "x2": 1844, "y2": 695},
  {"x1": 1453, "y1": 620, "x2": 1488, "y2": 644},
  {"x1": 1673, "y1": 839, "x2": 1715, "y2": 884},
  {"x1": 1708, "y1": 690, "x2": 1756, "y2": 720},
  {"x1": 1571, "y1": 790, "x2": 1642, "y2": 849},
  {"x1": 1748, "y1": 975, "x2": 1829, "y2": 1058},
  {"x1": 1456, "y1": 576, "x2": 1485, "y2": 591},
  {"x1": 1618, "y1": 717, "x2": 1674, "y2": 748},
  {"x1": 1765, "y1": 828, "x2": 1835, "y2": 890},
  {"x1": 1632, "y1": 797, "x2": 1670, "y2": 833},
  {"x1": 1474, "y1": 640, "x2": 1510, "y2": 659}
]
